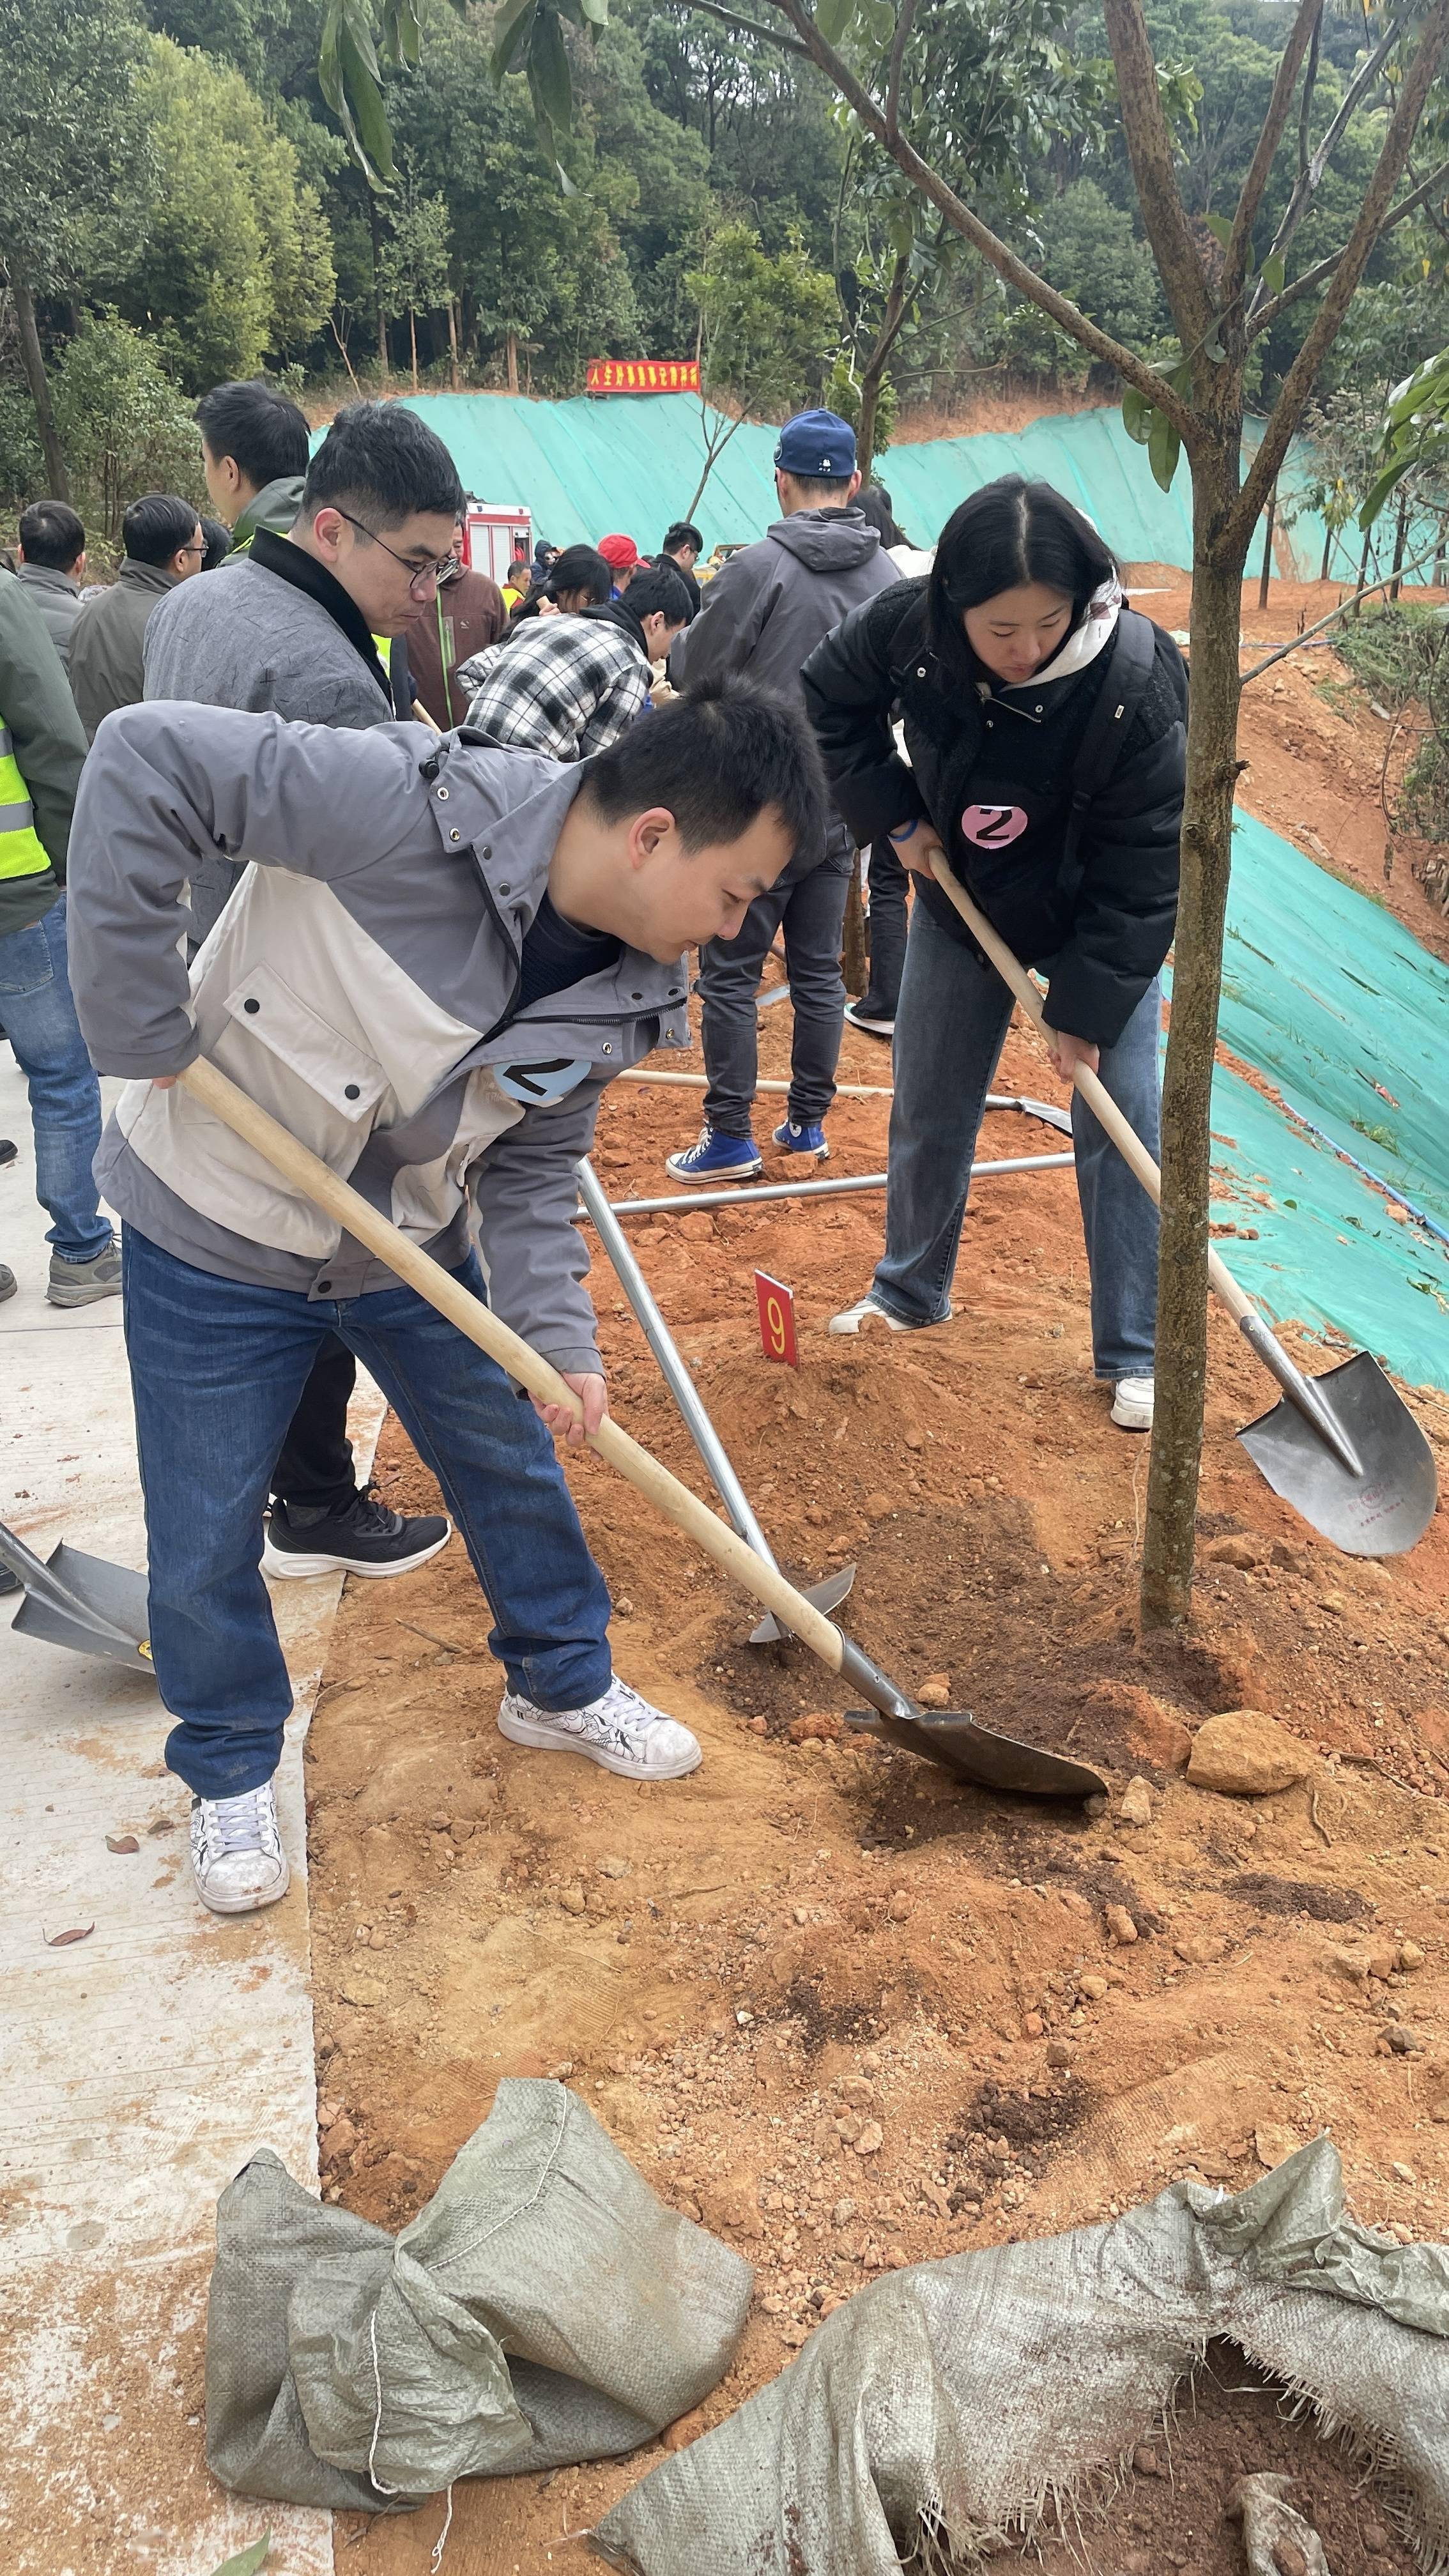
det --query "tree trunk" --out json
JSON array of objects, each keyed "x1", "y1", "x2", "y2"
[
  {"x1": 1319, "y1": 524, "x2": 1333, "y2": 583},
  {"x1": 1388, "y1": 490, "x2": 1409, "y2": 601},
  {"x1": 857, "y1": 250, "x2": 912, "y2": 484},
  {"x1": 1140, "y1": 466, "x2": 1243, "y2": 1630},
  {"x1": 1257, "y1": 481, "x2": 1276, "y2": 610},
  {"x1": 447, "y1": 298, "x2": 461, "y2": 390},
  {"x1": 841, "y1": 861, "x2": 868, "y2": 995},
  {"x1": 367, "y1": 193, "x2": 388, "y2": 374},
  {"x1": 507, "y1": 329, "x2": 519, "y2": 395},
  {"x1": 409, "y1": 307, "x2": 419, "y2": 392},
  {"x1": 1352, "y1": 522, "x2": 1374, "y2": 615},
  {"x1": 13, "y1": 281, "x2": 70, "y2": 502}
]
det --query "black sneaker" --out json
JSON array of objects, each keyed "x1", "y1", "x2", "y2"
[
  {"x1": 843, "y1": 996, "x2": 895, "y2": 1039},
  {"x1": 0, "y1": 1138, "x2": 17, "y2": 1167},
  {"x1": 263, "y1": 1488, "x2": 452, "y2": 1581}
]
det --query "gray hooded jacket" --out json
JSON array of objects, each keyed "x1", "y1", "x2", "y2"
[
  {"x1": 670, "y1": 506, "x2": 901, "y2": 704},
  {"x1": 66, "y1": 703, "x2": 690, "y2": 1376}
]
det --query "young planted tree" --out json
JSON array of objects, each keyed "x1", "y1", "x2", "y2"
[
  {"x1": 681, "y1": 221, "x2": 836, "y2": 515},
  {"x1": 651, "y1": 0, "x2": 1449, "y2": 1628},
  {"x1": 376, "y1": 172, "x2": 453, "y2": 389}
]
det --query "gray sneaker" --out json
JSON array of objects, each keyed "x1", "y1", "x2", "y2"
[
  {"x1": 0, "y1": 1263, "x2": 15, "y2": 1305},
  {"x1": 47, "y1": 1239, "x2": 121, "y2": 1307}
]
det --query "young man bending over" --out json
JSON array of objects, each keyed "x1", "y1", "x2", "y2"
[{"x1": 68, "y1": 681, "x2": 822, "y2": 1917}]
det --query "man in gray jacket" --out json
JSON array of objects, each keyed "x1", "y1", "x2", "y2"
[
  {"x1": 194, "y1": 375, "x2": 310, "y2": 565},
  {"x1": 15, "y1": 500, "x2": 88, "y2": 673},
  {"x1": 67, "y1": 679, "x2": 821, "y2": 1915},
  {"x1": 664, "y1": 411, "x2": 900, "y2": 1184},
  {"x1": 144, "y1": 399, "x2": 464, "y2": 1586},
  {"x1": 69, "y1": 494, "x2": 204, "y2": 742}
]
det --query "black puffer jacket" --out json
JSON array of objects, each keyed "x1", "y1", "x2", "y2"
[{"x1": 800, "y1": 578, "x2": 1187, "y2": 1046}]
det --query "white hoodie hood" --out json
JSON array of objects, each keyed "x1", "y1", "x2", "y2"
[{"x1": 1020, "y1": 572, "x2": 1124, "y2": 690}]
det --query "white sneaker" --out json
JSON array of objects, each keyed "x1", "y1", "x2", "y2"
[
  {"x1": 1110, "y1": 1375, "x2": 1155, "y2": 1430},
  {"x1": 828, "y1": 1291, "x2": 948, "y2": 1337},
  {"x1": 190, "y1": 1779, "x2": 291, "y2": 1915},
  {"x1": 497, "y1": 1678, "x2": 702, "y2": 1780}
]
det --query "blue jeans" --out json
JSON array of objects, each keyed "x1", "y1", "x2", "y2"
[
  {"x1": 699, "y1": 832, "x2": 852, "y2": 1136},
  {"x1": 873, "y1": 905, "x2": 1161, "y2": 1377},
  {"x1": 121, "y1": 1228, "x2": 614, "y2": 1798},
  {"x1": 0, "y1": 894, "x2": 111, "y2": 1263}
]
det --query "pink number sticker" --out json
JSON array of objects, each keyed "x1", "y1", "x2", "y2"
[{"x1": 961, "y1": 803, "x2": 1029, "y2": 847}]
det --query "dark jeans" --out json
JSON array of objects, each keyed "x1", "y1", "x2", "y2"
[
  {"x1": 862, "y1": 838, "x2": 909, "y2": 1016},
  {"x1": 873, "y1": 905, "x2": 1161, "y2": 1377},
  {"x1": 698, "y1": 833, "x2": 852, "y2": 1137},
  {"x1": 122, "y1": 1228, "x2": 613, "y2": 1798},
  {"x1": 0, "y1": 894, "x2": 111, "y2": 1262},
  {"x1": 271, "y1": 1337, "x2": 358, "y2": 1512}
]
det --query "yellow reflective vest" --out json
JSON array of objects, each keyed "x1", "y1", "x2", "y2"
[{"x1": 0, "y1": 721, "x2": 52, "y2": 884}]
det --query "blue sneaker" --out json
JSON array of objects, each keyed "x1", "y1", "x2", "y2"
[
  {"x1": 664, "y1": 1126, "x2": 763, "y2": 1184},
  {"x1": 772, "y1": 1118, "x2": 831, "y2": 1162}
]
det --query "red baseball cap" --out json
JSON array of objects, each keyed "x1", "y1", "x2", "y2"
[{"x1": 597, "y1": 532, "x2": 639, "y2": 572}]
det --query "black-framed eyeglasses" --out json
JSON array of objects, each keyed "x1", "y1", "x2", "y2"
[{"x1": 332, "y1": 507, "x2": 457, "y2": 599}]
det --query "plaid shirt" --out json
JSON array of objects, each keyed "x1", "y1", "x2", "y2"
[{"x1": 459, "y1": 613, "x2": 651, "y2": 760}]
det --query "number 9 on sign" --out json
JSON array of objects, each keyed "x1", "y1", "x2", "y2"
[{"x1": 754, "y1": 1269, "x2": 798, "y2": 1368}]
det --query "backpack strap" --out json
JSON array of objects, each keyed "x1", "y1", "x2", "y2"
[{"x1": 1054, "y1": 608, "x2": 1157, "y2": 913}]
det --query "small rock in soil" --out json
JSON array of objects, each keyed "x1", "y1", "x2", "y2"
[
  {"x1": 1119, "y1": 1777, "x2": 1153, "y2": 1827},
  {"x1": 1187, "y1": 1710, "x2": 1314, "y2": 1797}
]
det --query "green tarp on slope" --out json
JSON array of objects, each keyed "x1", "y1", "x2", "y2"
[
  {"x1": 387, "y1": 392, "x2": 1220, "y2": 567},
  {"x1": 1198, "y1": 808, "x2": 1449, "y2": 1392}
]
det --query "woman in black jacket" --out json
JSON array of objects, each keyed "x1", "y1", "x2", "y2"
[{"x1": 800, "y1": 476, "x2": 1186, "y2": 1430}]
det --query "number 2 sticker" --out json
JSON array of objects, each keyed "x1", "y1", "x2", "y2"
[{"x1": 961, "y1": 802, "x2": 1029, "y2": 847}]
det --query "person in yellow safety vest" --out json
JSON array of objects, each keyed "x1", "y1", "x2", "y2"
[{"x1": 0, "y1": 572, "x2": 119, "y2": 1312}]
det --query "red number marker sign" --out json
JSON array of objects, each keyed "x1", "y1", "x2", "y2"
[{"x1": 754, "y1": 1270, "x2": 798, "y2": 1368}]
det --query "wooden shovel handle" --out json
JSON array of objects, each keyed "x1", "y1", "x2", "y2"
[
  {"x1": 926, "y1": 857, "x2": 1255, "y2": 1328},
  {"x1": 178, "y1": 1057, "x2": 847, "y2": 1668}
]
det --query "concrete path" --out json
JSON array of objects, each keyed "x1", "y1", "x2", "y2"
[{"x1": 0, "y1": 1056, "x2": 378, "y2": 2573}]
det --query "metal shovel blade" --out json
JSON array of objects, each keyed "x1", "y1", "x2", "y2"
[
  {"x1": 1, "y1": 1521, "x2": 154, "y2": 1673},
  {"x1": 749, "y1": 1562, "x2": 857, "y2": 1645},
  {"x1": 1238, "y1": 1351, "x2": 1438, "y2": 1557},
  {"x1": 843, "y1": 1708, "x2": 1107, "y2": 1800}
]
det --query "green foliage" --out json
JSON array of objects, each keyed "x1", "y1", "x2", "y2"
[
  {"x1": 1334, "y1": 602, "x2": 1446, "y2": 714},
  {"x1": 118, "y1": 35, "x2": 337, "y2": 393},
  {"x1": 686, "y1": 222, "x2": 836, "y2": 418},
  {"x1": 0, "y1": 0, "x2": 154, "y2": 295},
  {"x1": 0, "y1": 390, "x2": 45, "y2": 513},
  {"x1": 1360, "y1": 349, "x2": 1449, "y2": 528},
  {"x1": 826, "y1": 354, "x2": 898, "y2": 452},
  {"x1": 1031, "y1": 180, "x2": 1163, "y2": 348},
  {"x1": 50, "y1": 312, "x2": 204, "y2": 542},
  {"x1": 376, "y1": 173, "x2": 452, "y2": 323},
  {"x1": 208, "y1": 2539, "x2": 270, "y2": 2576}
]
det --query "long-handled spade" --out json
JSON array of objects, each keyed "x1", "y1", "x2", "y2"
[
  {"x1": 930, "y1": 859, "x2": 1438, "y2": 1557},
  {"x1": 180, "y1": 1057, "x2": 1106, "y2": 1802},
  {"x1": 576, "y1": 1156, "x2": 855, "y2": 1645},
  {"x1": 0, "y1": 1517, "x2": 153, "y2": 1672}
]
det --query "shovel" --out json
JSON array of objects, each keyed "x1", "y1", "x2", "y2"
[
  {"x1": 0, "y1": 1517, "x2": 153, "y2": 1673},
  {"x1": 929, "y1": 858, "x2": 1438, "y2": 1558},
  {"x1": 178, "y1": 1056, "x2": 1105, "y2": 1802},
  {"x1": 576, "y1": 1156, "x2": 855, "y2": 1643}
]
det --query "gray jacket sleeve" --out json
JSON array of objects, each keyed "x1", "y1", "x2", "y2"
[
  {"x1": 669, "y1": 550, "x2": 778, "y2": 690},
  {"x1": 473, "y1": 1079, "x2": 608, "y2": 1377},
  {"x1": 67, "y1": 700, "x2": 441, "y2": 1079}
]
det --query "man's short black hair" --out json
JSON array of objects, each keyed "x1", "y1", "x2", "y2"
[
  {"x1": 199, "y1": 515, "x2": 233, "y2": 572},
  {"x1": 302, "y1": 402, "x2": 463, "y2": 530},
  {"x1": 195, "y1": 378, "x2": 310, "y2": 488},
  {"x1": 781, "y1": 471, "x2": 855, "y2": 503},
  {"x1": 18, "y1": 499, "x2": 85, "y2": 569},
  {"x1": 623, "y1": 562, "x2": 694, "y2": 627},
  {"x1": 663, "y1": 521, "x2": 703, "y2": 555},
  {"x1": 123, "y1": 494, "x2": 201, "y2": 566},
  {"x1": 580, "y1": 676, "x2": 825, "y2": 861}
]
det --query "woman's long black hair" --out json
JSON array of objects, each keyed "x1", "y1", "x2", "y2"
[
  {"x1": 509, "y1": 541, "x2": 611, "y2": 623},
  {"x1": 928, "y1": 477, "x2": 1118, "y2": 663}
]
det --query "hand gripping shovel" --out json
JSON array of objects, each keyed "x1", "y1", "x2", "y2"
[
  {"x1": 576, "y1": 1156, "x2": 855, "y2": 1643},
  {"x1": 0, "y1": 1517, "x2": 153, "y2": 1672},
  {"x1": 929, "y1": 859, "x2": 1438, "y2": 1558},
  {"x1": 179, "y1": 1057, "x2": 1105, "y2": 1803}
]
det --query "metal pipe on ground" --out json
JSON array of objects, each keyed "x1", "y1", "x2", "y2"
[
  {"x1": 620, "y1": 1073, "x2": 1073, "y2": 1127},
  {"x1": 598, "y1": 1151, "x2": 1075, "y2": 1218}
]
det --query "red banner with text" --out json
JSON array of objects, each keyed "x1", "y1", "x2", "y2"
[{"x1": 586, "y1": 358, "x2": 701, "y2": 394}]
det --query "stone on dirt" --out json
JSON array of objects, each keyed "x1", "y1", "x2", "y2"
[
  {"x1": 1118, "y1": 1776, "x2": 1153, "y2": 1827},
  {"x1": 1105, "y1": 1903, "x2": 1138, "y2": 1944},
  {"x1": 1186, "y1": 1708, "x2": 1314, "y2": 1796},
  {"x1": 917, "y1": 1675, "x2": 951, "y2": 1708},
  {"x1": 1204, "y1": 1532, "x2": 1269, "y2": 1569}
]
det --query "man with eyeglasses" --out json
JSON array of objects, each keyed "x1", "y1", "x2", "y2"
[{"x1": 139, "y1": 400, "x2": 466, "y2": 1587}]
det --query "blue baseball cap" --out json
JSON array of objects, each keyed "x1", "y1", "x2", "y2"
[{"x1": 774, "y1": 409, "x2": 857, "y2": 478}]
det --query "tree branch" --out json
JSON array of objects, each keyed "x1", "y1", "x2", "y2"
[
  {"x1": 1241, "y1": 534, "x2": 1449, "y2": 681},
  {"x1": 1102, "y1": 0, "x2": 1216, "y2": 350},
  {"x1": 1227, "y1": 0, "x2": 1449, "y2": 558},
  {"x1": 1259, "y1": 12, "x2": 1404, "y2": 282},
  {"x1": 1249, "y1": 157, "x2": 1449, "y2": 335},
  {"x1": 1221, "y1": 0, "x2": 1322, "y2": 308},
  {"x1": 732, "y1": 0, "x2": 1197, "y2": 433},
  {"x1": 681, "y1": 0, "x2": 812, "y2": 54},
  {"x1": 885, "y1": 0, "x2": 919, "y2": 139}
]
